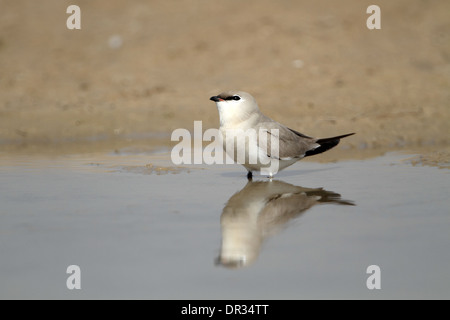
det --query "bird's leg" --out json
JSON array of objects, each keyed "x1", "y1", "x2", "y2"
[{"x1": 247, "y1": 171, "x2": 253, "y2": 180}]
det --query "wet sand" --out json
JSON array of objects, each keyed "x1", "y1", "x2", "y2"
[{"x1": 0, "y1": 0, "x2": 449, "y2": 165}]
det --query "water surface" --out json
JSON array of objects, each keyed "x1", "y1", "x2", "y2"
[{"x1": 0, "y1": 150, "x2": 449, "y2": 299}]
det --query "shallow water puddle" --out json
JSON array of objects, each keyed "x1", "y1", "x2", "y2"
[{"x1": 0, "y1": 151, "x2": 449, "y2": 299}]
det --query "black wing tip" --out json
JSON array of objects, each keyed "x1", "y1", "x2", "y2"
[
  {"x1": 316, "y1": 132, "x2": 355, "y2": 144},
  {"x1": 341, "y1": 132, "x2": 356, "y2": 138},
  {"x1": 305, "y1": 132, "x2": 355, "y2": 157}
]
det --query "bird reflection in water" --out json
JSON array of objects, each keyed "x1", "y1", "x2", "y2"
[{"x1": 215, "y1": 180, "x2": 354, "y2": 269}]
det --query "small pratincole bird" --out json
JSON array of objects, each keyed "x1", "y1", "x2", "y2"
[{"x1": 210, "y1": 91, "x2": 355, "y2": 178}]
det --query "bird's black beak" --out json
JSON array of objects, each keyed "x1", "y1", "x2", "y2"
[{"x1": 210, "y1": 96, "x2": 223, "y2": 102}]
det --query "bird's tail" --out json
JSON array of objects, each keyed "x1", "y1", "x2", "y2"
[{"x1": 304, "y1": 133, "x2": 355, "y2": 157}]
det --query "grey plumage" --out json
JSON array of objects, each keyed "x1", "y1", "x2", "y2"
[{"x1": 210, "y1": 91, "x2": 355, "y2": 176}]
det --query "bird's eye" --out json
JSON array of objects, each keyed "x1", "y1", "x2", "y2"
[{"x1": 232, "y1": 96, "x2": 241, "y2": 101}]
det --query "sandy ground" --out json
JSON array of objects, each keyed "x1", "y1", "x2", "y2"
[{"x1": 0, "y1": 0, "x2": 449, "y2": 165}]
